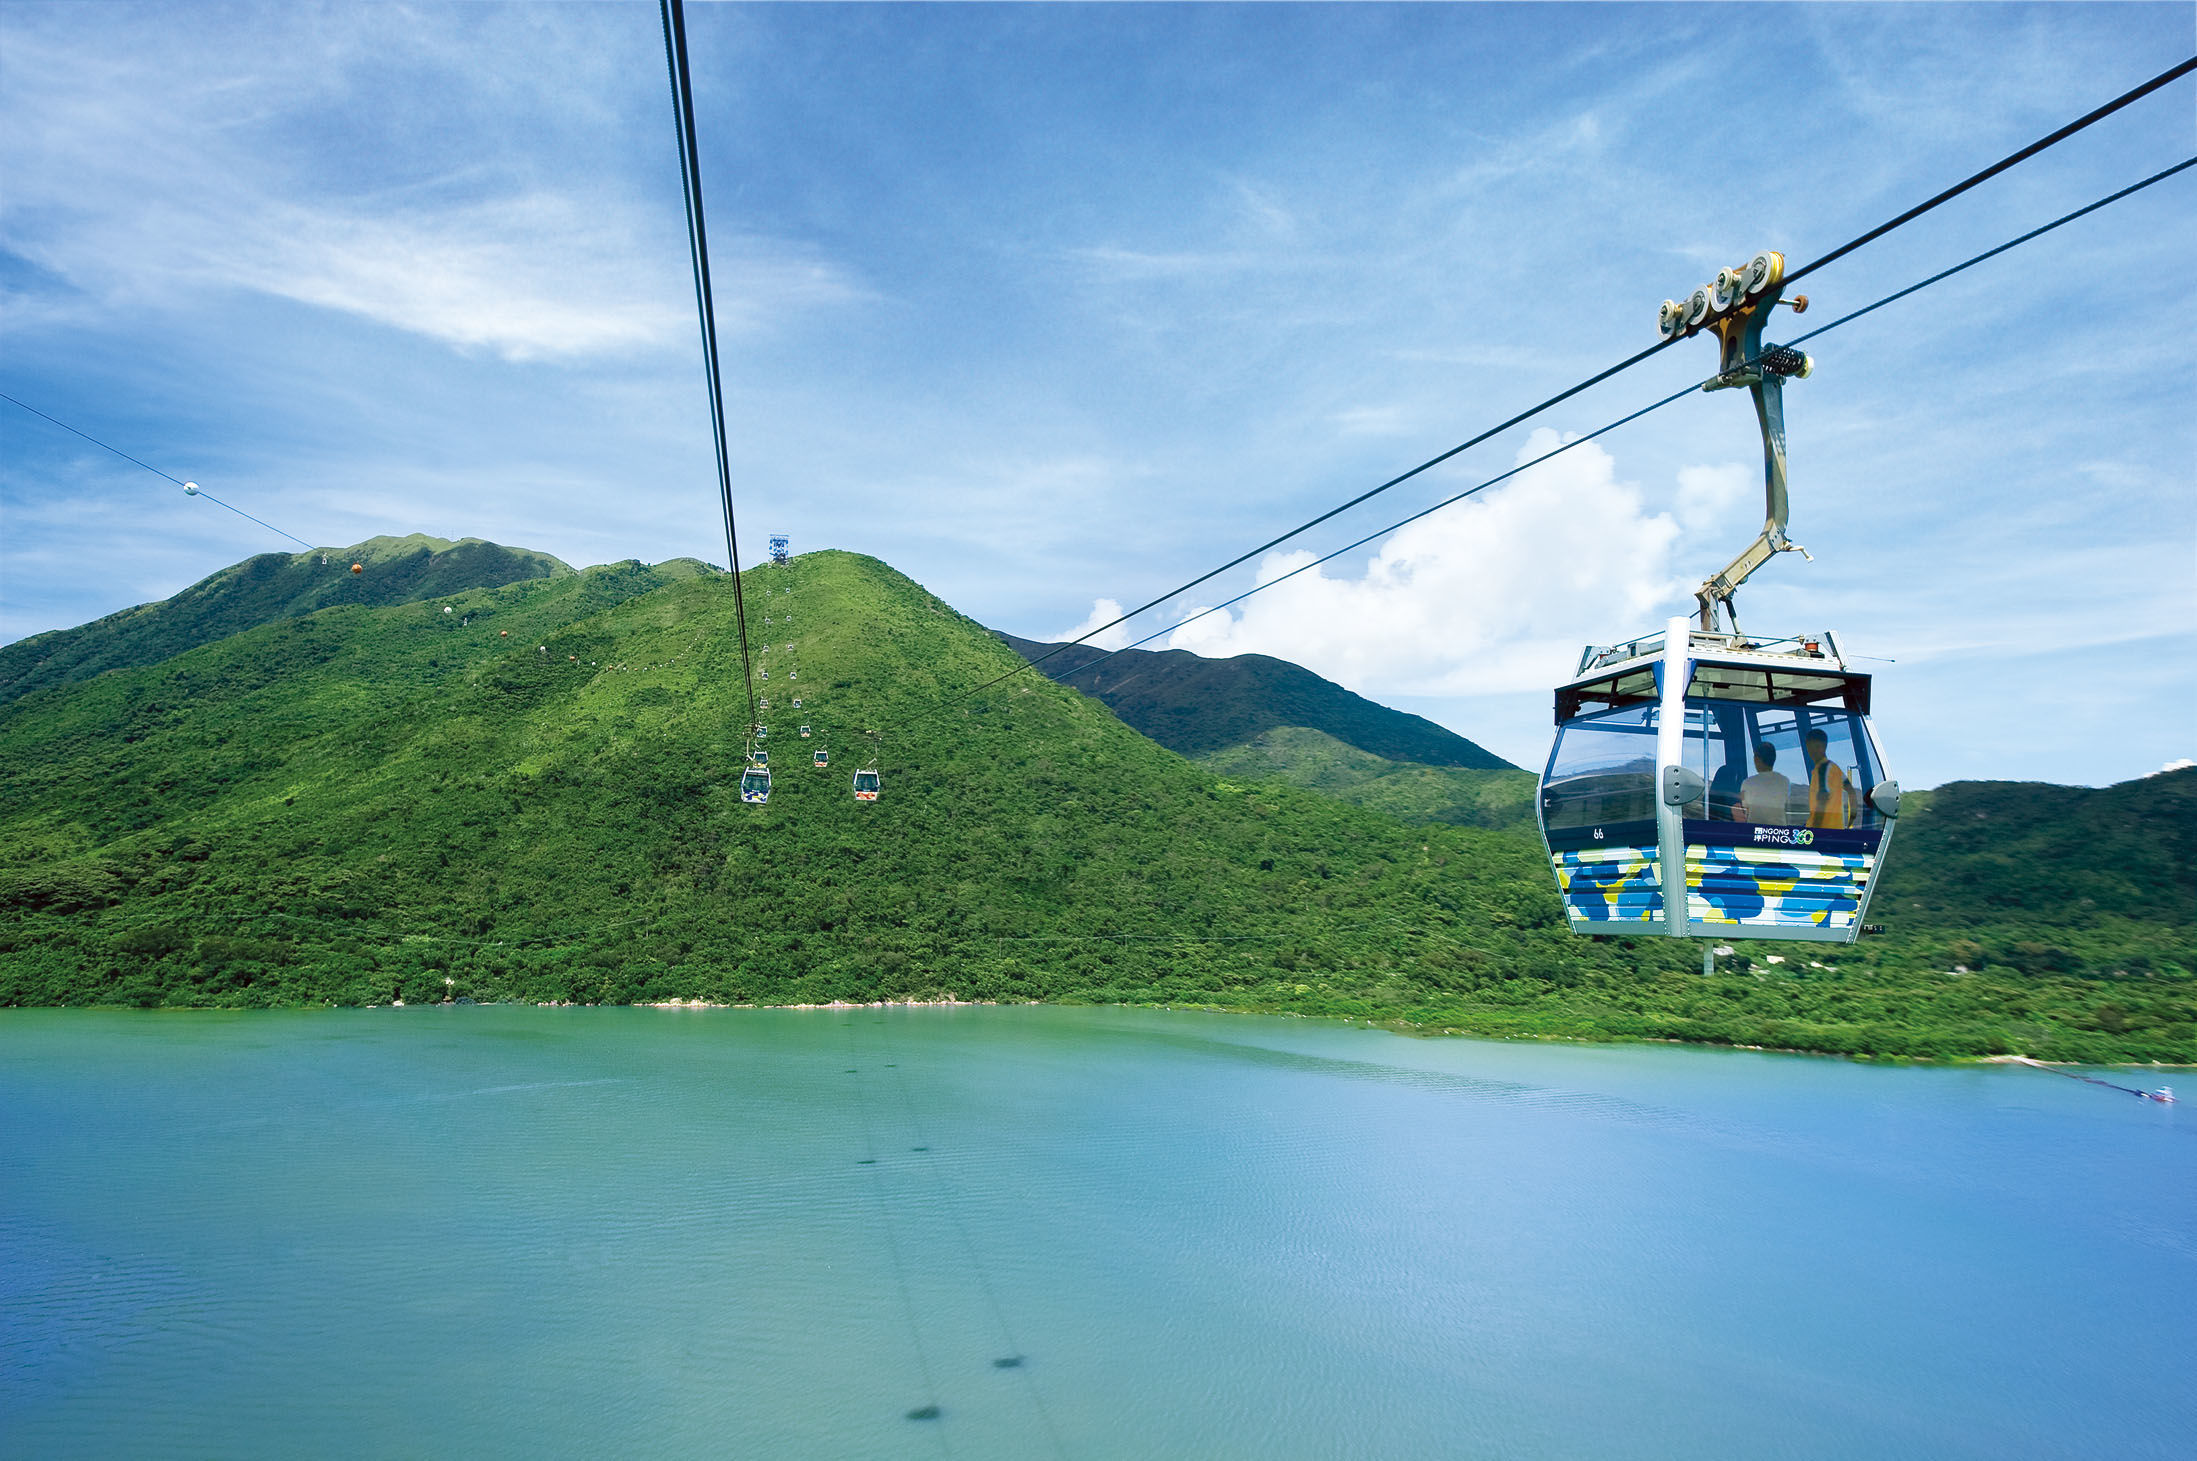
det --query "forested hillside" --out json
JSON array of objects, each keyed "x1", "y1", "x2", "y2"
[
  {"x1": 1870, "y1": 775, "x2": 2195, "y2": 978},
  {"x1": 0, "y1": 534, "x2": 571, "y2": 705},
  {"x1": 2, "y1": 548, "x2": 2188, "y2": 1063},
  {"x1": 998, "y1": 632, "x2": 1514, "y2": 767},
  {"x1": 1201, "y1": 728, "x2": 1539, "y2": 831}
]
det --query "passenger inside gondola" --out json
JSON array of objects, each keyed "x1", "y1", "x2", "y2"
[
  {"x1": 1803, "y1": 729, "x2": 1850, "y2": 828},
  {"x1": 1740, "y1": 743, "x2": 1791, "y2": 825}
]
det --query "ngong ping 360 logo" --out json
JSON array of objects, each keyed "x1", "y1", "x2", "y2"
[{"x1": 1751, "y1": 826, "x2": 1815, "y2": 847}]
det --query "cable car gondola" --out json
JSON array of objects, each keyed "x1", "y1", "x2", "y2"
[
  {"x1": 739, "y1": 764, "x2": 772, "y2": 804},
  {"x1": 799, "y1": 724, "x2": 811, "y2": 738},
  {"x1": 814, "y1": 749, "x2": 829, "y2": 769},
  {"x1": 1539, "y1": 252, "x2": 1898, "y2": 954},
  {"x1": 852, "y1": 768, "x2": 881, "y2": 802},
  {"x1": 751, "y1": 750, "x2": 768, "y2": 768}
]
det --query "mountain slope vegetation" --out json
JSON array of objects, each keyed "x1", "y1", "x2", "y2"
[
  {"x1": 1201, "y1": 727, "x2": 1539, "y2": 831},
  {"x1": 2, "y1": 548, "x2": 2189, "y2": 1063},
  {"x1": 0, "y1": 534, "x2": 573, "y2": 706},
  {"x1": 998, "y1": 633, "x2": 1514, "y2": 767},
  {"x1": 1870, "y1": 776, "x2": 2195, "y2": 979}
]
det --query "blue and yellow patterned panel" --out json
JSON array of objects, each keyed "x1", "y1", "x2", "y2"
[
  {"x1": 1550, "y1": 845, "x2": 1664, "y2": 927},
  {"x1": 1684, "y1": 841, "x2": 1875, "y2": 930}
]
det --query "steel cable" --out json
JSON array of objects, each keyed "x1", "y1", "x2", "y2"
[
  {"x1": 659, "y1": 0, "x2": 760, "y2": 745},
  {"x1": 1027, "y1": 154, "x2": 2197, "y2": 697},
  {"x1": 981, "y1": 55, "x2": 2197, "y2": 696},
  {"x1": 1, "y1": 391, "x2": 316, "y2": 551}
]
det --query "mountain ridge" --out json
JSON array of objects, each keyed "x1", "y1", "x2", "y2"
[
  {"x1": 0, "y1": 534, "x2": 593, "y2": 706},
  {"x1": 996, "y1": 632, "x2": 1515, "y2": 768}
]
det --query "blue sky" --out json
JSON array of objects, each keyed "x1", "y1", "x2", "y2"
[{"x1": 2, "y1": 2, "x2": 2190, "y2": 788}]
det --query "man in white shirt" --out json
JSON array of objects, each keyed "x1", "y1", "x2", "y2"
[{"x1": 1740, "y1": 743, "x2": 1792, "y2": 825}]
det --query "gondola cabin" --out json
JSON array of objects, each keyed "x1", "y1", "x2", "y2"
[
  {"x1": 739, "y1": 765, "x2": 772, "y2": 804},
  {"x1": 1539, "y1": 616, "x2": 1898, "y2": 944},
  {"x1": 799, "y1": 724, "x2": 811, "y2": 738},
  {"x1": 814, "y1": 749, "x2": 829, "y2": 768},
  {"x1": 852, "y1": 769, "x2": 881, "y2": 802}
]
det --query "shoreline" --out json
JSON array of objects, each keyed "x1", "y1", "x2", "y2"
[{"x1": 9, "y1": 998, "x2": 2190, "y2": 1070}]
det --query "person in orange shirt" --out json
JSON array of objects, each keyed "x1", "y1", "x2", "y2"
[{"x1": 1802, "y1": 729, "x2": 1850, "y2": 828}]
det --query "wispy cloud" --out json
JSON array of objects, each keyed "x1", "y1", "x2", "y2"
[{"x1": 0, "y1": 7, "x2": 861, "y2": 361}]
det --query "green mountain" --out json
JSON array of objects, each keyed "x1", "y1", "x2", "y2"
[
  {"x1": 1869, "y1": 776, "x2": 2195, "y2": 978},
  {"x1": 2, "y1": 548, "x2": 2189, "y2": 1063},
  {"x1": 0, "y1": 534, "x2": 575, "y2": 706},
  {"x1": 1201, "y1": 728, "x2": 1539, "y2": 832},
  {"x1": 997, "y1": 633, "x2": 1515, "y2": 767}
]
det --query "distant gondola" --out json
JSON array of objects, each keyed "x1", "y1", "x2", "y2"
[
  {"x1": 853, "y1": 768, "x2": 880, "y2": 802},
  {"x1": 739, "y1": 765, "x2": 772, "y2": 804}
]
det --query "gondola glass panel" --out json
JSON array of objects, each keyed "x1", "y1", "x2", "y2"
[{"x1": 1540, "y1": 703, "x2": 1664, "y2": 927}]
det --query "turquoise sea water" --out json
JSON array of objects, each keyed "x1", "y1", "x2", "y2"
[{"x1": 2, "y1": 1005, "x2": 2189, "y2": 1459}]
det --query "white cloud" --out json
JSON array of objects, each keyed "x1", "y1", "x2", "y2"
[
  {"x1": 0, "y1": 10, "x2": 861, "y2": 362},
  {"x1": 1164, "y1": 429, "x2": 1691, "y2": 695},
  {"x1": 1051, "y1": 598, "x2": 1134, "y2": 651},
  {"x1": 1675, "y1": 461, "x2": 1751, "y2": 532},
  {"x1": 2155, "y1": 759, "x2": 2196, "y2": 777}
]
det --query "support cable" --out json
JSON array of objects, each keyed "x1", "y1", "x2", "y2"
[
  {"x1": 980, "y1": 55, "x2": 2197, "y2": 698},
  {"x1": 659, "y1": 0, "x2": 759, "y2": 743},
  {"x1": 1781, "y1": 55, "x2": 2196, "y2": 288},
  {"x1": 1027, "y1": 154, "x2": 2197, "y2": 695},
  {"x1": 1, "y1": 391, "x2": 315, "y2": 551}
]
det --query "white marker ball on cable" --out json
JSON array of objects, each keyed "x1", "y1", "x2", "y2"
[{"x1": 183, "y1": 482, "x2": 199, "y2": 495}]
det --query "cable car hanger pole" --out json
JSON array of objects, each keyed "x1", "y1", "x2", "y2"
[
  {"x1": 979, "y1": 53, "x2": 2196, "y2": 696},
  {"x1": 1018, "y1": 153, "x2": 2196, "y2": 698},
  {"x1": 1658, "y1": 249, "x2": 1814, "y2": 636},
  {"x1": 659, "y1": 0, "x2": 759, "y2": 747}
]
